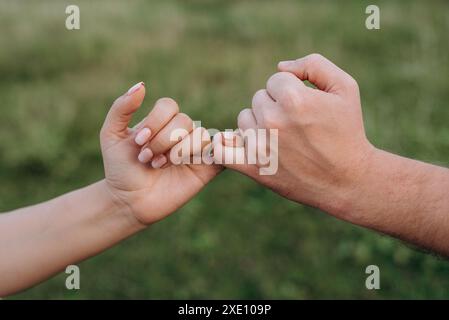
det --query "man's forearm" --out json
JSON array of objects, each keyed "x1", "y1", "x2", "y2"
[
  {"x1": 340, "y1": 149, "x2": 449, "y2": 255},
  {"x1": 0, "y1": 180, "x2": 145, "y2": 296}
]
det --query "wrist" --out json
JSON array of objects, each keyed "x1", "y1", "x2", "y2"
[
  {"x1": 97, "y1": 180, "x2": 148, "y2": 231},
  {"x1": 323, "y1": 143, "x2": 382, "y2": 224}
]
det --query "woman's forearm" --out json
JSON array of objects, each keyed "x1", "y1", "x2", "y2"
[
  {"x1": 0, "y1": 180, "x2": 145, "y2": 296},
  {"x1": 344, "y1": 149, "x2": 449, "y2": 255}
]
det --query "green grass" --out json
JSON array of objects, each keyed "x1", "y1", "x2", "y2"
[{"x1": 1, "y1": 0, "x2": 449, "y2": 299}]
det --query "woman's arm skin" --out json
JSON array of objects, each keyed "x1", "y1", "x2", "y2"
[
  {"x1": 215, "y1": 54, "x2": 449, "y2": 256},
  {"x1": 0, "y1": 82, "x2": 221, "y2": 296},
  {"x1": 0, "y1": 180, "x2": 141, "y2": 297}
]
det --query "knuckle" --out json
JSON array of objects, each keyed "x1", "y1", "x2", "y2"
[
  {"x1": 238, "y1": 109, "x2": 255, "y2": 129},
  {"x1": 176, "y1": 112, "x2": 194, "y2": 128},
  {"x1": 238, "y1": 108, "x2": 252, "y2": 119},
  {"x1": 260, "y1": 108, "x2": 283, "y2": 129},
  {"x1": 306, "y1": 53, "x2": 325, "y2": 65},
  {"x1": 345, "y1": 76, "x2": 359, "y2": 91},
  {"x1": 156, "y1": 97, "x2": 179, "y2": 114},
  {"x1": 252, "y1": 89, "x2": 266, "y2": 107},
  {"x1": 267, "y1": 72, "x2": 293, "y2": 87},
  {"x1": 279, "y1": 86, "x2": 302, "y2": 108},
  {"x1": 200, "y1": 127, "x2": 211, "y2": 140},
  {"x1": 266, "y1": 72, "x2": 280, "y2": 88},
  {"x1": 237, "y1": 108, "x2": 247, "y2": 122},
  {"x1": 263, "y1": 115, "x2": 282, "y2": 129}
]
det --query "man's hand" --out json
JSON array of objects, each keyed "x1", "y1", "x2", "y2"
[
  {"x1": 214, "y1": 54, "x2": 375, "y2": 218},
  {"x1": 215, "y1": 54, "x2": 449, "y2": 256},
  {"x1": 101, "y1": 82, "x2": 222, "y2": 225}
]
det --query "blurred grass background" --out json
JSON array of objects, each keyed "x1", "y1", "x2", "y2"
[{"x1": 1, "y1": 0, "x2": 449, "y2": 299}]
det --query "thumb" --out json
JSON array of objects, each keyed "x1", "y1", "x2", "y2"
[
  {"x1": 278, "y1": 54, "x2": 356, "y2": 96},
  {"x1": 102, "y1": 82, "x2": 146, "y2": 139}
]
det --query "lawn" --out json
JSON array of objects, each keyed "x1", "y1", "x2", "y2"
[{"x1": 1, "y1": 0, "x2": 449, "y2": 299}]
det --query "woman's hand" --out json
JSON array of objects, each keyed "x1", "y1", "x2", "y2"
[
  {"x1": 0, "y1": 82, "x2": 222, "y2": 296},
  {"x1": 100, "y1": 82, "x2": 222, "y2": 225}
]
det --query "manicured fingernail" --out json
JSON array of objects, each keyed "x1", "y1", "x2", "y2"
[
  {"x1": 223, "y1": 131, "x2": 235, "y2": 140},
  {"x1": 151, "y1": 155, "x2": 167, "y2": 169},
  {"x1": 135, "y1": 128, "x2": 151, "y2": 146},
  {"x1": 127, "y1": 82, "x2": 144, "y2": 96},
  {"x1": 138, "y1": 148, "x2": 153, "y2": 163},
  {"x1": 278, "y1": 60, "x2": 294, "y2": 68}
]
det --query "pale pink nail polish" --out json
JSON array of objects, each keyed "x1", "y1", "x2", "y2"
[
  {"x1": 223, "y1": 131, "x2": 235, "y2": 140},
  {"x1": 127, "y1": 82, "x2": 144, "y2": 96},
  {"x1": 138, "y1": 148, "x2": 153, "y2": 163},
  {"x1": 135, "y1": 128, "x2": 151, "y2": 146},
  {"x1": 151, "y1": 155, "x2": 167, "y2": 169}
]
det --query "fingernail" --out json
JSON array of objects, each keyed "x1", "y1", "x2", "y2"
[
  {"x1": 151, "y1": 155, "x2": 167, "y2": 169},
  {"x1": 223, "y1": 131, "x2": 235, "y2": 140},
  {"x1": 138, "y1": 148, "x2": 153, "y2": 163},
  {"x1": 127, "y1": 82, "x2": 144, "y2": 96},
  {"x1": 135, "y1": 128, "x2": 151, "y2": 145},
  {"x1": 278, "y1": 60, "x2": 294, "y2": 68}
]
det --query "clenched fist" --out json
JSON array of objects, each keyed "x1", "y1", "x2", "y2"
[
  {"x1": 215, "y1": 54, "x2": 375, "y2": 219},
  {"x1": 101, "y1": 83, "x2": 222, "y2": 225}
]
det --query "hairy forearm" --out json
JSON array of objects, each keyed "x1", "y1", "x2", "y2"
[
  {"x1": 339, "y1": 149, "x2": 449, "y2": 255},
  {"x1": 0, "y1": 180, "x2": 145, "y2": 296}
]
